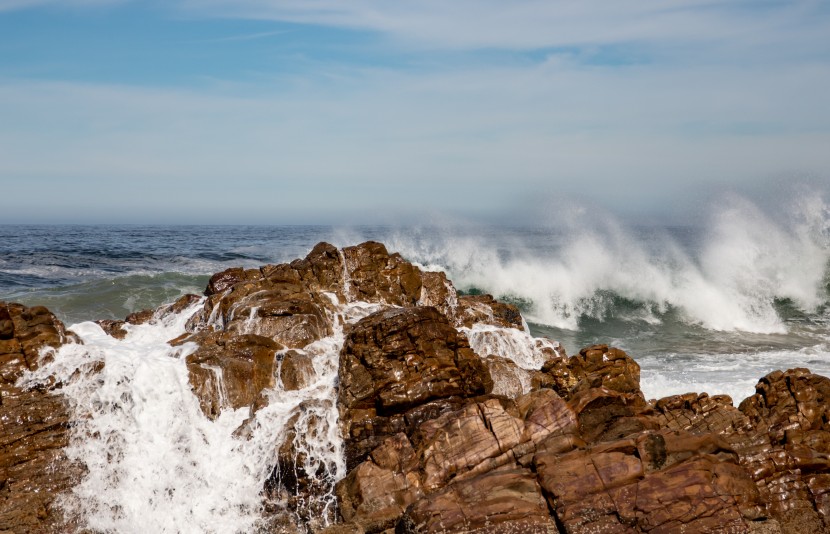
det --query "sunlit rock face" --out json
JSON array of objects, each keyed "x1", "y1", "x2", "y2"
[
  {"x1": 6, "y1": 241, "x2": 830, "y2": 534},
  {"x1": 0, "y1": 302, "x2": 83, "y2": 533}
]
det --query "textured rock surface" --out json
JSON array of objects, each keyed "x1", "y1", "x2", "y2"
[
  {"x1": 5, "y1": 242, "x2": 830, "y2": 534},
  {"x1": 0, "y1": 302, "x2": 83, "y2": 534},
  {"x1": 185, "y1": 331, "x2": 283, "y2": 418},
  {"x1": 338, "y1": 306, "x2": 492, "y2": 467}
]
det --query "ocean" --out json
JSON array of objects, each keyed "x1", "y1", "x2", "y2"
[
  {"x1": 4, "y1": 196, "x2": 830, "y2": 531},
  {"x1": 3, "y1": 200, "x2": 829, "y2": 404}
]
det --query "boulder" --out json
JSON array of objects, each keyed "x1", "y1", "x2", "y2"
[
  {"x1": 568, "y1": 344, "x2": 642, "y2": 396},
  {"x1": 185, "y1": 332, "x2": 282, "y2": 418},
  {"x1": 455, "y1": 294, "x2": 524, "y2": 330},
  {"x1": 338, "y1": 307, "x2": 492, "y2": 466}
]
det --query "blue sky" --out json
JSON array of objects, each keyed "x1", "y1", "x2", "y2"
[{"x1": 1, "y1": 0, "x2": 828, "y2": 223}]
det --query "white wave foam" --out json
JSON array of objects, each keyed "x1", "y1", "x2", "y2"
[
  {"x1": 22, "y1": 301, "x2": 267, "y2": 533},
  {"x1": 387, "y1": 194, "x2": 830, "y2": 334},
  {"x1": 638, "y1": 343, "x2": 830, "y2": 403},
  {"x1": 462, "y1": 323, "x2": 560, "y2": 370},
  {"x1": 21, "y1": 294, "x2": 388, "y2": 532}
]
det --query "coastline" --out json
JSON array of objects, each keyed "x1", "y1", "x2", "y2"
[{"x1": 1, "y1": 240, "x2": 828, "y2": 533}]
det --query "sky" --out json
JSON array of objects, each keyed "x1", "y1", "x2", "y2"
[{"x1": 0, "y1": 0, "x2": 828, "y2": 224}]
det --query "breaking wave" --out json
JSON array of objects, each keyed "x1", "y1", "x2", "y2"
[{"x1": 388, "y1": 194, "x2": 830, "y2": 334}]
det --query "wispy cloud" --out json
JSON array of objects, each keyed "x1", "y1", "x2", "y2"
[
  {"x1": 2, "y1": 49, "x2": 828, "y2": 221},
  {"x1": 193, "y1": 29, "x2": 291, "y2": 44},
  {"x1": 0, "y1": 0, "x2": 123, "y2": 11},
  {"x1": 174, "y1": 0, "x2": 829, "y2": 54}
]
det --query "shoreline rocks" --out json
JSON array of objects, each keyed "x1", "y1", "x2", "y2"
[
  {"x1": 2, "y1": 242, "x2": 830, "y2": 533},
  {"x1": 0, "y1": 302, "x2": 83, "y2": 533}
]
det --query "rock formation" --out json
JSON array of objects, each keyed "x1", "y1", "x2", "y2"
[
  {"x1": 0, "y1": 302, "x2": 83, "y2": 533},
  {"x1": 2, "y1": 241, "x2": 830, "y2": 533}
]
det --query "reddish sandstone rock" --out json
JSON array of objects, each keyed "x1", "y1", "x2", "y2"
[
  {"x1": 336, "y1": 433, "x2": 424, "y2": 532},
  {"x1": 535, "y1": 434, "x2": 759, "y2": 533},
  {"x1": 397, "y1": 468, "x2": 556, "y2": 534},
  {"x1": 338, "y1": 307, "x2": 492, "y2": 466},
  {"x1": 654, "y1": 392, "x2": 754, "y2": 437},
  {"x1": 0, "y1": 302, "x2": 83, "y2": 534}
]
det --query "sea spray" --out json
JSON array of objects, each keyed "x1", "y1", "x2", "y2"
[
  {"x1": 462, "y1": 323, "x2": 560, "y2": 371},
  {"x1": 22, "y1": 300, "x2": 264, "y2": 533},
  {"x1": 22, "y1": 294, "x2": 386, "y2": 532},
  {"x1": 386, "y1": 194, "x2": 830, "y2": 334}
]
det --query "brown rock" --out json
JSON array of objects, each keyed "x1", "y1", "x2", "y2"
[
  {"x1": 455, "y1": 294, "x2": 524, "y2": 330},
  {"x1": 740, "y1": 368, "x2": 830, "y2": 439},
  {"x1": 569, "y1": 386, "x2": 653, "y2": 444},
  {"x1": 338, "y1": 307, "x2": 492, "y2": 466},
  {"x1": 95, "y1": 319, "x2": 128, "y2": 339},
  {"x1": 336, "y1": 433, "x2": 424, "y2": 533},
  {"x1": 569, "y1": 344, "x2": 642, "y2": 396},
  {"x1": 418, "y1": 271, "x2": 459, "y2": 324},
  {"x1": 279, "y1": 350, "x2": 315, "y2": 391},
  {"x1": 484, "y1": 355, "x2": 532, "y2": 398},
  {"x1": 342, "y1": 241, "x2": 422, "y2": 306},
  {"x1": 654, "y1": 392, "x2": 753, "y2": 437},
  {"x1": 535, "y1": 434, "x2": 759, "y2": 533},
  {"x1": 205, "y1": 266, "x2": 261, "y2": 296},
  {"x1": 417, "y1": 399, "x2": 524, "y2": 491},
  {"x1": 0, "y1": 302, "x2": 84, "y2": 533},
  {"x1": 397, "y1": 468, "x2": 556, "y2": 534},
  {"x1": 735, "y1": 369, "x2": 830, "y2": 532},
  {"x1": 185, "y1": 332, "x2": 282, "y2": 418}
]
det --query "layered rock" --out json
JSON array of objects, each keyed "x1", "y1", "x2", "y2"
[
  {"x1": 0, "y1": 302, "x2": 83, "y2": 534},
  {"x1": 6, "y1": 241, "x2": 830, "y2": 534},
  {"x1": 336, "y1": 338, "x2": 829, "y2": 533},
  {"x1": 338, "y1": 306, "x2": 493, "y2": 468}
]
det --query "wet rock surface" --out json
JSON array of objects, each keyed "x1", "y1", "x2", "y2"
[
  {"x1": 4, "y1": 242, "x2": 830, "y2": 534},
  {"x1": 0, "y1": 302, "x2": 83, "y2": 534}
]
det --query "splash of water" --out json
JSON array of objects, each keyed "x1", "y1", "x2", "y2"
[
  {"x1": 23, "y1": 301, "x2": 264, "y2": 533},
  {"x1": 22, "y1": 295, "x2": 386, "y2": 532},
  {"x1": 388, "y1": 194, "x2": 830, "y2": 333}
]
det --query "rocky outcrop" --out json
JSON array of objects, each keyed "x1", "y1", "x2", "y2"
[
  {"x1": 6, "y1": 242, "x2": 830, "y2": 534},
  {"x1": 338, "y1": 306, "x2": 492, "y2": 468},
  {"x1": 105, "y1": 242, "x2": 830, "y2": 534},
  {"x1": 336, "y1": 337, "x2": 829, "y2": 534},
  {"x1": 0, "y1": 302, "x2": 83, "y2": 534}
]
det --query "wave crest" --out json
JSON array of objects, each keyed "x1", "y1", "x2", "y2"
[{"x1": 389, "y1": 194, "x2": 830, "y2": 333}]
